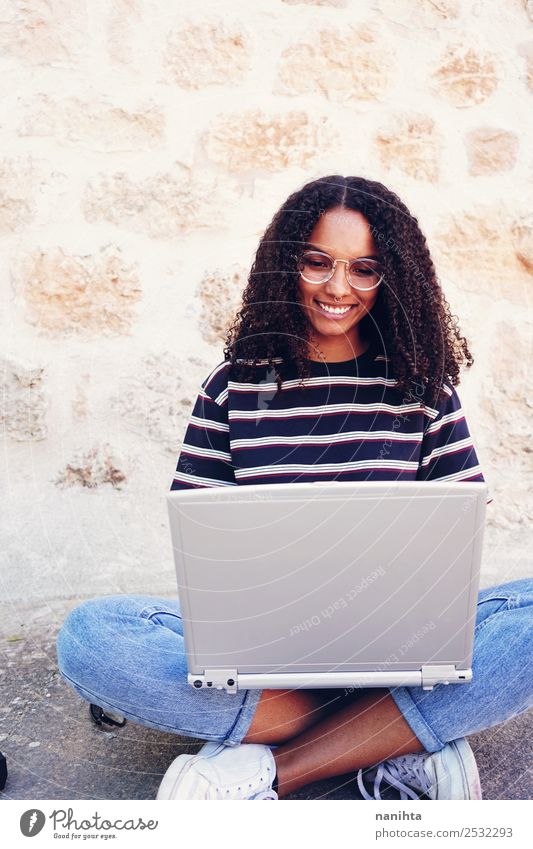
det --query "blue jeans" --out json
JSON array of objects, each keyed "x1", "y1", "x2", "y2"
[{"x1": 56, "y1": 579, "x2": 533, "y2": 753}]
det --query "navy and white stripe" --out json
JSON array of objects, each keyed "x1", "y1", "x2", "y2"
[{"x1": 170, "y1": 348, "x2": 493, "y2": 505}]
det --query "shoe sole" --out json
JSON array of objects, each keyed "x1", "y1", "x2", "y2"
[
  {"x1": 433, "y1": 738, "x2": 483, "y2": 800},
  {"x1": 156, "y1": 742, "x2": 227, "y2": 800}
]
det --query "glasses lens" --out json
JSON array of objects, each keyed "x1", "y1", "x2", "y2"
[
  {"x1": 298, "y1": 251, "x2": 333, "y2": 283},
  {"x1": 348, "y1": 259, "x2": 383, "y2": 290}
]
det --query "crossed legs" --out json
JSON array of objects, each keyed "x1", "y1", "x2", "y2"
[
  {"x1": 57, "y1": 580, "x2": 533, "y2": 799},
  {"x1": 242, "y1": 687, "x2": 424, "y2": 798}
]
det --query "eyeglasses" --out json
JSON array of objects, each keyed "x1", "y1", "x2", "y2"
[{"x1": 295, "y1": 250, "x2": 384, "y2": 292}]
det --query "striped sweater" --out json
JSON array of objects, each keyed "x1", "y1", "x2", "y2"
[{"x1": 170, "y1": 344, "x2": 493, "y2": 505}]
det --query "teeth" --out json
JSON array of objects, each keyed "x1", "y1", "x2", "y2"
[{"x1": 316, "y1": 300, "x2": 354, "y2": 315}]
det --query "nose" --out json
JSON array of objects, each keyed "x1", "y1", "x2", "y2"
[{"x1": 324, "y1": 260, "x2": 352, "y2": 299}]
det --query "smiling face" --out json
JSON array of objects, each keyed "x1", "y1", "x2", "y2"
[{"x1": 297, "y1": 206, "x2": 381, "y2": 362}]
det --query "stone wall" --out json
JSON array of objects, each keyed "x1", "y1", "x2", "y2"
[{"x1": 1, "y1": 0, "x2": 532, "y2": 611}]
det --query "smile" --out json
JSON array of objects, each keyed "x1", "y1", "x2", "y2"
[{"x1": 314, "y1": 299, "x2": 358, "y2": 316}]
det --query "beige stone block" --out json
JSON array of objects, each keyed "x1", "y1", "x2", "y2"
[
  {"x1": 282, "y1": 0, "x2": 348, "y2": 6},
  {"x1": 0, "y1": 354, "x2": 48, "y2": 441},
  {"x1": 54, "y1": 443, "x2": 127, "y2": 489},
  {"x1": 517, "y1": 41, "x2": 533, "y2": 92},
  {"x1": 479, "y1": 472, "x2": 532, "y2": 529},
  {"x1": 432, "y1": 212, "x2": 527, "y2": 304},
  {"x1": 0, "y1": 158, "x2": 40, "y2": 233},
  {"x1": 0, "y1": 0, "x2": 87, "y2": 65},
  {"x1": 376, "y1": 0, "x2": 460, "y2": 26},
  {"x1": 431, "y1": 45, "x2": 499, "y2": 106},
  {"x1": 106, "y1": 0, "x2": 143, "y2": 66},
  {"x1": 275, "y1": 25, "x2": 390, "y2": 103},
  {"x1": 196, "y1": 265, "x2": 247, "y2": 346},
  {"x1": 163, "y1": 19, "x2": 251, "y2": 88},
  {"x1": 72, "y1": 377, "x2": 91, "y2": 422},
  {"x1": 478, "y1": 320, "x2": 532, "y2": 528},
  {"x1": 204, "y1": 109, "x2": 338, "y2": 172},
  {"x1": 466, "y1": 127, "x2": 519, "y2": 176},
  {"x1": 111, "y1": 353, "x2": 211, "y2": 454},
  {"x1": 84, "y1": 165, "x2": 238, "y2": 237},
  {"x1": 14, "y1": 246, "x2": 141, "y2": 336},
  {"x1": 487, "y1": 320, "x2": 531, "y2": 406},
  {"x1": 18, "y1": 94, "x2": 165, "y2": 152},
  {"x1": 511, "y1": 215, "x2": 533, "y2": 274},
  {"x1": 375, "y1": 113, "x2": 441, "y2": 182}
]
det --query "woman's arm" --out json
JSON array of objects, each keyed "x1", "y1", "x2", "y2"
[
  {"x1": 417, "y1": 383, "x2": 493, "y2": 506},
  {"x1": 170, "y1": 367, "x2": 236, "y2": 491}
]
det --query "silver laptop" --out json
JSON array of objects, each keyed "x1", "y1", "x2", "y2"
[{"x1": 166, "y1": 480, "x2": 487, "y2": 694}]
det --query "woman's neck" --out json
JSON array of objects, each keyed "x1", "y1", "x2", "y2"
[{"x1": 306, "y1": 337, "x2": 371, "y2": 363}]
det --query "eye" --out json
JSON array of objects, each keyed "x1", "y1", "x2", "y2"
[
  {"x1": 349, "y1": 260, "x2": 382, "y2": 277},
  {"x1": 304, "y1": 251, "x2": 330, "y2": 264}
]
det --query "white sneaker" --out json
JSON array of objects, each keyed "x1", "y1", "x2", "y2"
[
  {"x1": 356, "y1": 738, "x2": 482, "y2": 800},
  {"x1": 156, "y1": 741, "x2": 278, "y2": 800}
]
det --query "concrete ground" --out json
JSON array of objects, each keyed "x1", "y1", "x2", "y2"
[{"x1": 1, "y1": 601, "x2": 531, "y2": 801}]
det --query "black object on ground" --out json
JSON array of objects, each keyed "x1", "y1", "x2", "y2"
[
  {"x1": 0, "y1": 752, "x2": 7, "y2": 790},
  {"x1": 89, "y1": 704, "x2": 127, "y2": 730}
]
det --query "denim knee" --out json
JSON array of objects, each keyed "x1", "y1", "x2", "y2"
[
  {"x1": 57, "y1": 599, "x2": 88, "y2": 670},
  {"x1": 55, "y1": 595, "x2": 262, "y2": 742},
  {"x1": 56, "y1": 595, "x2": 149, "y2": 684},
  {"x1": 478, "y1": 577, "x2": 533, "y2": 602}
]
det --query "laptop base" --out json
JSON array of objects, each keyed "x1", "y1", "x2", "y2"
[{"x1": 188, "y1": 665, "x2": 472, "y2": 694}]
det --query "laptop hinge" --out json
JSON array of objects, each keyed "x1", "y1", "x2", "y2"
[
  {"x1": 421, "y1": 664, "x2": 458, "y2": 690},
  {"x1": 188, "y1": 670, "x2": 238, "y2": 694}
]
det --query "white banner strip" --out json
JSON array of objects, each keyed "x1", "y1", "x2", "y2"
[{"x1": 1, "y1": 799, "x2": 530, "y2": 848}]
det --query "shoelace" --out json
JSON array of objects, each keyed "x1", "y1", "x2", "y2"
[{"x1": 357, "y1": 754, "x2": 433, "y2": 800}]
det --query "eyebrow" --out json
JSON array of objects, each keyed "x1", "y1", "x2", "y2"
[{"x1": 303, "y1": 242, "x2": 380, "y2": 260}]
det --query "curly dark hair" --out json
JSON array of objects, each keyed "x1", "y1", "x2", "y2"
[{"x1": 223, "y1": 175, "x2": 473, "y2": 408}]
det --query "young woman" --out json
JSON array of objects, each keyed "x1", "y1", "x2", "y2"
[{"x1": 56, "y1": 175, "x2": 533, "y2": 801}]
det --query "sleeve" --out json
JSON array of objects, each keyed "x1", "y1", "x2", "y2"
[
  {"x1": 169, "y1": 362, "x2": 237, "y2": 491},
  {"x1": 417, "y1": 383, "x2": 493, "y2": 506}
]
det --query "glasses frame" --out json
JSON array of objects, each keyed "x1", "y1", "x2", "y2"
[{"x1": 295, "y1": 249, "x2": 384, "y2": 292}]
